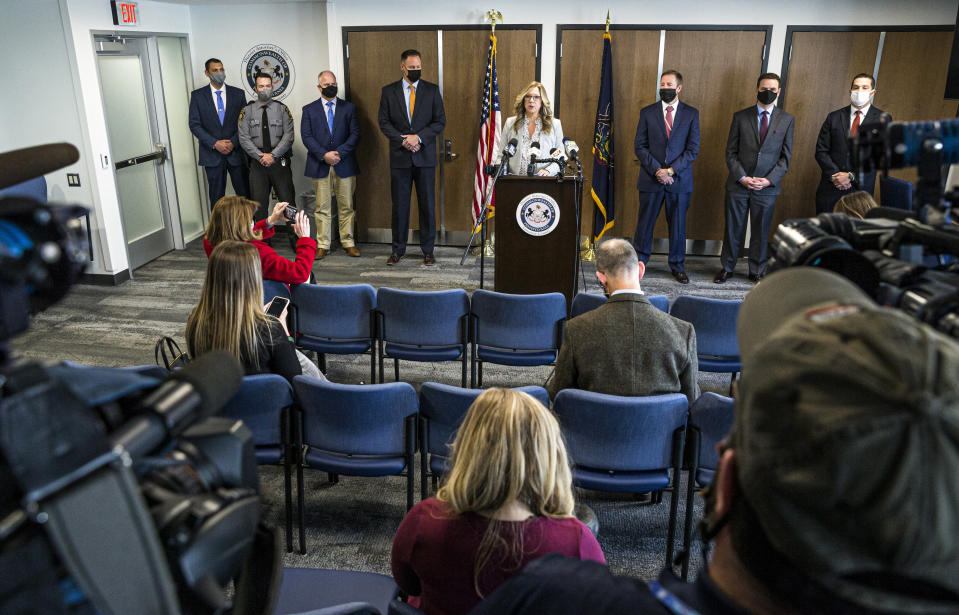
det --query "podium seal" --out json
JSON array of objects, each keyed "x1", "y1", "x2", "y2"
[{"x1": 516, "y1": 192, "x2": 560, "y2": 236}]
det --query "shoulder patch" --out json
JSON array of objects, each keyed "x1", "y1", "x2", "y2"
[{"x1": 238, "y1": 107, "x2": 246, "y2": 122}]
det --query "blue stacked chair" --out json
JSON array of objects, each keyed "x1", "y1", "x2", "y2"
[
  {"x1": 880, "y1": 175, "x2": 915, "y2": 211},
  {"x1": 669, "y1": 296, "x2": 742, "y2": 395},
  {"x1": 292, "y1": 283, "x2": 377, "y2": 382},
  {"x1": 375, "y1": 288, "x2": 470, "y2": 387},
  {"x1": 469, "y1": 289, "x2": 566, "y2": 387},
  {"x1": 569, "y1": 292, "x2": 668, "y2": 318},
  {"x1": 273, "y1": 567, "x2": 399, "y2": 615},
  {"x1": 552, "y1": 389, "x2": 688, "y2": 566}
]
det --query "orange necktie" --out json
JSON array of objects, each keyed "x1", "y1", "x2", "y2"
[{"x1": 409, "y1": 85, "x2": 416, "y2": 118}]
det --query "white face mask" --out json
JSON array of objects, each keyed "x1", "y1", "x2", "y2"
[{"x1": 850, "y1": 90, "x2": 872, "y2": 107}]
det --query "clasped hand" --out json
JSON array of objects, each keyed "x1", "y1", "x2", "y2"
[{"x1": 401, "y1": 134, "x2": 421, "y2": 152}]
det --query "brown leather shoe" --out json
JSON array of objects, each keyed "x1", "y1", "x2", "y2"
[
  {"x1": 423, "y1": 253, "x2": 436, "y2": 266},
  {"x1": 387, "y1": 253, "x2": 403, "y2": 266},
  {"x1": 345, "y1": 246, "x2": 361, "y2": 257},
  {"x1": 315, "y1": 248, "x2": 328, "y2": 260}
]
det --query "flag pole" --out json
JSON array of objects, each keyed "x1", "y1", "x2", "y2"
[{"x1": 583, "y1": 11, "x2": 611, "y2": 263}]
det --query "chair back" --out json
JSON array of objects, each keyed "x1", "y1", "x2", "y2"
[
  {"x1": 669, "y1": 296, "x2": 741, "y2": 358},
  {"x1": 294, "y1": 377, "x2": 417, "y2": 456},
  {"x1": 221, "y1": 374, "x2": 293, "y2": 447},
  {"x1": 553, "y1": 389, "x2": 687, "y2": 471},
  {"x1": 570, "y1": 292, "x2": 667, "y2": 318},
  {"x1": 376, "y1": 288, "x2": 469, "y2": 347},
  {"x1": 264, "y1": 279, "x2": 292, "y2": 303},
  {"x1": 688, "y1": 392, "x2": 735, "y2": 482},
  {"x1": 880, "y1": 175, "x2": 915, "y2": 211},
  {"x1": 470, "y1": 289, "x2": 566, "y2": 350},
  {"x1": 419, "y1": 382, "x2": 549, "y2": 458},
  {"x1": 0, "y1": 176, "x2": 47, "y2": 202},
  {"x1": 292, "y1": 283, "x2": 376, "y2": 342}
]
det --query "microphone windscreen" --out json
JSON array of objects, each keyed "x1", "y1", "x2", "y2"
[
  {"x1": 865, "y1": 206, "x2": 917, "y2": 221},
  {"x1": 508, "y1": 138, "x2": 518, "y2": 147},
  {"x1": 170, "y1": 350, "x2": 244, "y2": 418},
  {"x1": 0, "y1": 143, "x2": 80, "y2": 190}
]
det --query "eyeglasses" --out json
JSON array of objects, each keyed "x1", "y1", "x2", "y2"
[{"x1": 524, "y1": 95, "x2": 542, "y2": 101}]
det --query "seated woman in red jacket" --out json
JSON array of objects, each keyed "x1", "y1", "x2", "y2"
[
  {"x1": 203, "y1": 195, "x2": 316, "y2": 284},
  {"x1": 391, "y1": 388, "x2": 605, "y2": 615}
]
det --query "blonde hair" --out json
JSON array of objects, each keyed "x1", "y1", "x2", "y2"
[
  {"x1": 204, "y1": 195, "x2": 262, "y2": 246},
  {"x1": 186, "y1": 241, "x2": 276, "y2": 369},
  {"x1": 833, "y1": 190, "x2": 878, "y2": 220},
  {"x1": 511, "y1": 81, "x2": 554, "y2": 134},
  {"x1": 437, "y1": 388, "x2": 575, "y2": 595}
]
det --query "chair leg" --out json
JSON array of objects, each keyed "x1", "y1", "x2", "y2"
[
  {"x1": 478, "y1": 360, "x2": 483, "y2": 388},
  {"x1": 370, "y1": 348, "x2": 376, "y2": 384},
  {"x1": 419, "y1": 416, "x2": 429, "y2": 501},
  {"x1": 470, "y1": 341, "x2": 477, "y2": 388},
  {"x1": 665, "y1": 427, "x2": 686, "y2": 570},
  {"x1": 461, "y1": 354, "x2": 467, "y2": 388},
  {"x1": 318, "y1": 353, "x2": 327, "y2": 374},
  {"x1": 282, "y1": 408, "x2": 293, "y2": 553},
  {"x1": 297, "y1": 447, "x2": 306, "y2": 555},
  {"x1": 729, "y1": 372, "x2": 738, "y2": 396},
  {"x1": 681, "y1": 432, "x2": 702, "y2": 581},
  {"x1": 394, "y1": 358, "x2": 400, "y2": 383},
  {"x1": 405, "y1": 415, "x2": 415, "y2": 510},
  {"x1": 378, "y1": 339, "x2": 384, "y2": 384}
]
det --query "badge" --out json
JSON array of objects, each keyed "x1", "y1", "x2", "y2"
[
  {"x1": 243, "y1": 44, "x2": 295, "y2": 100},
  {"x1": 516, "y1": 193, "x2": 560, "y2": 236}
]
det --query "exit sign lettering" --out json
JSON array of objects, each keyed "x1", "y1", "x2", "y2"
[{"x1": 111, "y1": 1, "x2": 139, "y2": 26}]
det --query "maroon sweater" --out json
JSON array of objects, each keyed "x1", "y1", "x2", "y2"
[
  {"x1": 391, "y1": 498, "x2": 605, "y2": 615},
  {"x1": 203, "y1": 219, "x2": 316, "y2": 284}
]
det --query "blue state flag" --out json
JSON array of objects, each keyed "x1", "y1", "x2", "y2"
[{"x1": 591, "y1": 32, "x2": 614, "y2": 241}]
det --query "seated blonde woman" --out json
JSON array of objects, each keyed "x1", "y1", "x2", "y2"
[
  {"x1": 833, "y1": 190, "x2": 878, "y2": 219},
  {"x1": 391, "y1": 388, "x2": 604, "y2": 615},
  {"x1": 187, "y1": 241, "x2": 322, "y2": 383},
  {"x1": 494, "y1": 81, "x2": 565, "y2": 176}
]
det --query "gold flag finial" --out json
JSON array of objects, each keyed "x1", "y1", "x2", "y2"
[
  {"x1": 485, "y1": 9, "x2": 503, "y2": 34},
  {"x1": 605, "y1": 10, "x2": 611, "y2": 34}
]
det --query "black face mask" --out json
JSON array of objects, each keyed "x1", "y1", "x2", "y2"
[
  {"x1": 405, "y1": 69, "x2": 421, "y2": 83},
  {"x1": 321, "y1": 85, "x2": 338, "y2": 98},
  {"x1": 757, "y1": 89, "x2": 777, "y2": 105},
  {"x1": 659, "y1": 88, "x2": 677, "y2": 103}
]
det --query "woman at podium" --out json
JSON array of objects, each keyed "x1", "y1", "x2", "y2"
[{"x1": 497, "y1": 81, "x2": 565, "y2": 176}]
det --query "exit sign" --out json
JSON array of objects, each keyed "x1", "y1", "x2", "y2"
[{"x1": 110, "y1": 1, "x2": 138, "y2": 26}]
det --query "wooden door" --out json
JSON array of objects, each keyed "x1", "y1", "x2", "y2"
[
  {"x1": 779, "y1": 31, "x2": 880, "y2": 230},
  {"x1": 441, "y1": 29, "x2": 538, "y2": 236},
  {"x1": 345, "y1": 30, "x2": 438, "y2": 242},
  {"x1": 876, "y1": 30, "x2": 959, "y2": 189},
  {"x1": 557, "y1": 29, "x2": 661, "y2": 240},
  {"x1": 662, "y1": 29, "x2": 766, "y2": 242}
]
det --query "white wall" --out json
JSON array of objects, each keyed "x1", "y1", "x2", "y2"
[
  {"x1": 58, "y1": 0, "x2": 192, "y2": 276},
  {"x1": 189, "y1": 2, "x2": 330, "y2": 197},
  {"x1": 327, "y1": 0, "x2": 959, "y2": 102}
]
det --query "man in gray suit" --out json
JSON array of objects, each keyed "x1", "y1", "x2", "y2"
[
  {"x1": 548, "y1": 239, "x2": 699, "y2": 402},
  {"x1": 715, "y1": 73, "x2": 795, "y2": 284}
]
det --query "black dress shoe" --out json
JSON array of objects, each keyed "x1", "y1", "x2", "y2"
[
  {"x1": 423, "y1": 253, "x2": 436, "y2": 266},
  {"x1": 386, "y1": 253, "x2": 403, "y2": 266},
  {"x1": 714, "y1": 269, "x2": 732, "y2": 284},
  {"x1": 672, "y1": 270, "x2": 689, "y2": 284},
  {"x1": 748, "y1": 273, "x2": 763, "y2": 283}
]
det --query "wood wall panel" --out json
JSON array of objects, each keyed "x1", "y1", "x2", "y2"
[
  {"x1": 779, "y1": 31, "x2": 880, "y2": 232},
  {"x1": 557, "y1": 29, "x2": 661, "y2": 240},
  {"x1": 662, "y1": 29, "x2": 766, "y2": 240},
  {"x1": 346, "y1": 30, "x2": 438, "y2": 232}
]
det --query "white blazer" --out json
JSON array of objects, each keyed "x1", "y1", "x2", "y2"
[{"x1": 495, "y1": 116, "x2": 565, "y2": 176}]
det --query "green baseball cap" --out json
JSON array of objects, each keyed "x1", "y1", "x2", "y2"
[{"x1": 734, "y1": 267, "x2": 959, "y2": 612}]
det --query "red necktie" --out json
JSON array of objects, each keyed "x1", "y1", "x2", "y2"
[
  {"x1": 665, "y1": 105, "x2": 674, "y2": 138},
  {"x1": 851, "y1": 110, "x2": 861, "y2": 138}
]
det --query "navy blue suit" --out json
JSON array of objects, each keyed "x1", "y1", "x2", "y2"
[
  {"x1": 301, "y1": 97, "x2": 360, "y2": 179},
  {"x1": 188, "y1": 84, "x2": 249, "y2": 207},
  {"x1": 633, "y1": 100, "x2": 700, "y2": 272}
]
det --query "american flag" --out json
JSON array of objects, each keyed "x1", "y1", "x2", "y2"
[{"x1": 472, "y1": 33, "x2": 502, "y2": 225}]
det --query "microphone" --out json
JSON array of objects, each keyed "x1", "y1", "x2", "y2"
[
  {"x1": 549, "y1": 147, "x2": 568, "y2": 165},
  {"x1": 0, "y1": 143, "x2": 80, "y2": 190},
  {"x1": 527, "y1": 141, "x2": 541, "y2": 176},
  {"x1": 503, "y1": 138, "x2": 518, "y2": 157},
  {"x1": 111, "y1": 350, "x2": 244, "y2": 462},
  {"x1": 563, "y1": 138, "x2": 581, "y2": 165}
]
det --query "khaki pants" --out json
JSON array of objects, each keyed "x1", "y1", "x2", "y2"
[{"x1": 312, "y1": 170, "x2": 356, "y2": 249}]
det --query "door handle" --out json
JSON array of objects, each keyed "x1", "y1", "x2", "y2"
[
  {"x1": 444, "y1": 138, "x2": 458, "y2": 162},
  {"x1": 115, "y1": 144, "x2": 168, "y2": 170}
]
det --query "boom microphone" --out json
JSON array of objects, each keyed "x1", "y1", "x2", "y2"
[
  {"x1": 111, "y1": 350, "x2": 244, "y2": 462},
  {"x1": 563, "y1": 138, "x2": 581, "y2": 164},
  {"x1": 0, "y1": 143, "x2": 80, "y2": 191}
]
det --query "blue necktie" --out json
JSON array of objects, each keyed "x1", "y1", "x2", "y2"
[
  {"x1": 326, "y1": 101, "x2": 334, "y2": 135},
  {"x1": 216, "y1": 90, "x2": 224, "y2": 125}
]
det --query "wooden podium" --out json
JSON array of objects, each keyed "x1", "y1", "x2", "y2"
[{"x1": 493, "y1": 175, "x2": 580, "y2": 306}]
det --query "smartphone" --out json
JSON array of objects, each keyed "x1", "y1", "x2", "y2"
[
  {"x1": 283, "y1": 205, "x2": 298, "y2": 221},
  {"x1": 266, "y1": 296, "x2": 290, "y2": 318}
]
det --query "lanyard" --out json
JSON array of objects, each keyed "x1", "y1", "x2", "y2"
[{"x1": 649, "y1": 579, "x2": 702, "y2": 615}]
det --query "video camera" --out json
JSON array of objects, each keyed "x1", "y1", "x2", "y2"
[
  {"x1": 0, "y1": 144, "x2": 278, "y2": 614},
  {"x1": 767, "y1": 116, "x2": 959, "y2": 339}
]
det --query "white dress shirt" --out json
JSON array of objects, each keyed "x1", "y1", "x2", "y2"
[
  {"x1": 850, "y1": 103, "x2": 871, "y2": 131},
  {"x1": 210, "y1": 83, "x2": 226, "y2": 109}
]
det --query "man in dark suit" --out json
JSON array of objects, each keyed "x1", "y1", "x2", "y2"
[
  {"x1": 188, "y1": 58, "x2": 248, "y2": 208},
  {"x1": 302, "y1": 70, "x2": 361, "y2": 259},
  {"x1": 633, "y1": 69, "x2": 701, "y2": 284},
  {"x1": 547, "y1": 239, "x2": 699, "y2": 402},
  {"x1": 715, "y1": 73, "x2": 794, "y2": 284},
  {"x1": 815, "y1": 73, "x2": 887, "y2": 214},
  {"x1": 377, "y1": 49, "x2": 446, "y2": 266}
]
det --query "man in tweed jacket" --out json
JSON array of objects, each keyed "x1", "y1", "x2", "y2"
[{"x1": 548, "y1": 239, "x2": 699, "y2": 403}]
